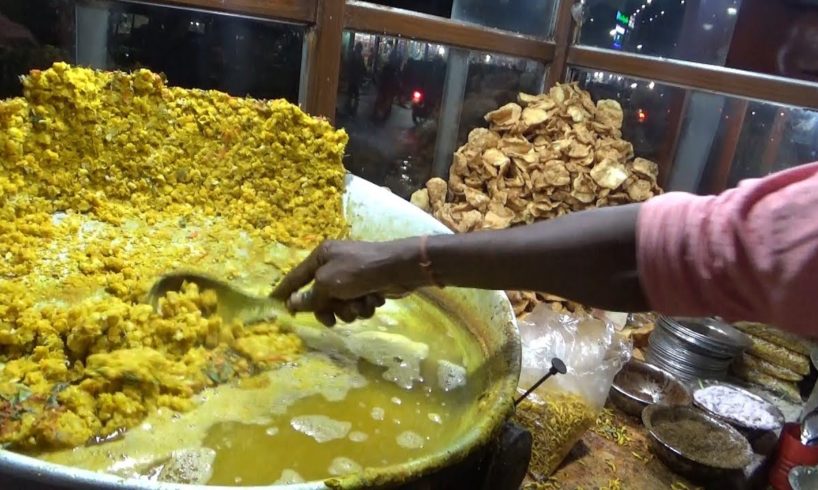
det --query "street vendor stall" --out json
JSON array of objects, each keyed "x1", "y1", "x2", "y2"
[{"x1": 1, "y1": 1, "x2": 818, "y2": 490}]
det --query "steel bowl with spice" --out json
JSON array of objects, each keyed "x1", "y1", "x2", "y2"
[
  {"x1": 642, "y1": 404, "x2": 753, "y2": 482},
  {"x1": 609, "y1": 359, "x2": 692, "y2": 417}
]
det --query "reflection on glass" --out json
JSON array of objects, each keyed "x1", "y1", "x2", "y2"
[
  {"x1": 579, "y1": 0, "x2": 818, "y2": 83},
  {"x1": 0, "y1": 0, "x2": 304, "y2": 102},
  {"x1": 337, "y1": 32, "x2": 449, "y2": 199},
  {"x1": 571, "y1": 67, "x2": 818, "y2": 195},
  {"x1": 0, "y1": 0, "x2": 74, "y2": 98},
  {"x1": 338, "y1": 31, "x2": 545, "y2": 198},
  {"x1": 727, "y1": 0, "x2": 818, "y2": 83},
  {"x1": 578, "y1": 0, "x2": 742, "y2": 65},
  {"x1": 729, "y1": 104, "x2": 818, "y2": 186}
]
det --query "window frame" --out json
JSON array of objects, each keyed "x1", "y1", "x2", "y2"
[{"x1": 85, "y1": 0, "x2": 818, "y2": 191}]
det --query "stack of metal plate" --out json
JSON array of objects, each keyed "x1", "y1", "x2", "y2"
[{"x1": 647, "y1": 316, "x2": 751, "y2": 383}]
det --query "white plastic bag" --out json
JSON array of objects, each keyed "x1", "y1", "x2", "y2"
[
  {"x1": 518, "y1": 305, "x2": 632, "y2": 409},
  {"x1": 514, "y1": 305, "x2": 632, "y2": 482}
]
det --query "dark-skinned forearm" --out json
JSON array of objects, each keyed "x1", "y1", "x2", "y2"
[{"x1": 391, "y1": 203, "x2": 649, "y2": 312}]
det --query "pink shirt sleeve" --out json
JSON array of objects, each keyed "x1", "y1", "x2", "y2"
[{"x1": 637, "y1": 161, "x2": 818, "y2": 337}]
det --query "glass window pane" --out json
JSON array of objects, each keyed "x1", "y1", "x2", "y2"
[
  {"x1": 571, "y1": 67, "x2": 818, "y2": 195},
  {"x1": 451, "y1": 0, "x2": 557, "y2": 39},
  {"x1": 363, "y1": 0, "x2": 557, "y2": 39},
  {"x1": 364, "y1": 0, "x2": 453, "y2": 17},
  {"x1": 337, "y1": 33, "x2": 448, "y2": 198},
  {"x1": 728, "y1": 104, "x2": 818, "y2": 185},
  {"x1": 337, "y1": 31, "x2": 545, "y2": 198},
  {"x1": 577, "y1": 0, "x2": 818, "y2": 83},
  {"x1": 578, "y1": 0, "x2": 740, "y2": 65},
  {"x1": 0, "y1": 0, "x2": 74, "y2": 98},
  {"x1": 1, "y1": 0, "x2": 304, "y2": 102}
]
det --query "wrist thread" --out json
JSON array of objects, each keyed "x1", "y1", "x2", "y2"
[{"x1": 419, "y1": 235, "x2": 443, "y2": 288}]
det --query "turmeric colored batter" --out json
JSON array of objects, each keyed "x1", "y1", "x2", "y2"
[{"x1": 0, "y1": 63, "x2": 347, "y2": 451}]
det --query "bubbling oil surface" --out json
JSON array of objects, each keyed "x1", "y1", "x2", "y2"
[{"x1": 205, "y1": 296, "x2": 487, "y2": 485}]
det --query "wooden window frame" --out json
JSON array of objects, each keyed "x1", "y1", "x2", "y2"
[
  {"x1": 145, "y1": 0, "x2": 318, "y2": 23},
  {"x1": 121, "y1": 0, "x2": 818, "y2": 189}
]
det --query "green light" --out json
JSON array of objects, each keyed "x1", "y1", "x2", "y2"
[{"x1": 616, "y1": 10, "x2": 630, "y2": 24}]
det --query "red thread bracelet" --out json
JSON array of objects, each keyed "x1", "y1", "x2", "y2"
[{"x1": 419, "y1": 235, "x2": 442, "y2": 288}]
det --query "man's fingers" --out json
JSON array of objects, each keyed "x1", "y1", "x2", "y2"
[
  {"x1": 358, "y1": 302, "x2": 376, "y2": 319},
  {"x1": 365, "y1": 293, "x2": 386, "y2": 309},
  {"x1": 315, "y1": 310, "x2": 337, "y2": 327},
  {"x1": 335, "y1": 303, "x2": 358, "y2": 323},
  {"x1": 271, "y1": 246, "x2": 325, "y2": 300}
]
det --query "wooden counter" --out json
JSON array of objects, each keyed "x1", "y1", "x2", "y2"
[
  {"x1": 544, "y1": 407, "x2": 700, "y2": 490},
  {"x1": 539, "y1": 404, "x2": 780, "y2": 490}
]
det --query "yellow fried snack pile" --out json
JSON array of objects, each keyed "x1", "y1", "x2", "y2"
[
  {"x1": 411, "y1": 83, "x2": 663, "y2": 317},
  {"x1": 731, "y1": 322, "x2": 813, "y2": 402},
  {"x1": 0, "y1": 63, "x2": 347, "y2": 450}
]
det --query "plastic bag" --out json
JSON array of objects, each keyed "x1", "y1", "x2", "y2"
[{"x1": 513, "y1": 305, "x2": 632, "y2": 483}]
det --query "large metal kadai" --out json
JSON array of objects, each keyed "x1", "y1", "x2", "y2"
[
  {"x1": 646, "y1": 316, "x2": 750, "y2": 383},
  {"x1": 0, "y1": 175, "x2": 522, "y2": 490}
]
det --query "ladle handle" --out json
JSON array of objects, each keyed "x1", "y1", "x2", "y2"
[{"x1": 514, "y1": 357, "x2": 567, "y2": 406}]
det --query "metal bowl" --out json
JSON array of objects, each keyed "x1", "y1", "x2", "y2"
[
  {"x1": 647, "y1": 317, "x2": 750, "y2": 382},
  {"x1": 642, "y1": 404, "x2": 753, "y2": 482},
  {"x1": 692, "y1": 380, "x2": 785, "y2": 439},
  {"x1": 790, "y1": 465, "x2": 818, "y2": 490},
  {"x1": 609, "y1": 360, "x2": 692, "y2": 417},
  {"x1": 662, "y1": 317, "x2": 751, "y2": 356}
]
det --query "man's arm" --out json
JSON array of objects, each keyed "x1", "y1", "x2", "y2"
[
  {"x1": 274, "y1": 161, "x2": 818, "y2": 334},
  {"x1": 272, "y1": 203, "x2": 647, "y2": 325},
  {"x1": 424, "y1": 203, "x2": 647, "y2": 312}
]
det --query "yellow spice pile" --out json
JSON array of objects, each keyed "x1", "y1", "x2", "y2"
[
  {"x1": 411, "y1": 83, "x2": 663, "y2": 316},
  {"x1": 515, "y1": 393, "x2": 596, "y2": 484},
  {"x1": 0, "y1": 63, "x2": 348, "y2": 450}
]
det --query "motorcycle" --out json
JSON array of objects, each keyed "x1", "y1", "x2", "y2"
[{"x1": 411, "y1": 89, "x2": 432, "y2": 126}]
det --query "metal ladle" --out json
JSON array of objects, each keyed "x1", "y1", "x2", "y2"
[
  {"x1": 147, "y1": 271, "x2": 296, "y2": 327},
  {"x1": 514, "y1": 358, "x2": 568, "y2": 406},
  {"x1": 146, "y1": 271, "x2": 457, "y2": 382}
]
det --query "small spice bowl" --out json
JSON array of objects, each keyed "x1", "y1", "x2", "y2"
[
  {"x1": 609, "y1": 359, "x2": 692, "y2": 417},
  {"x1": 642, "y1": 404, "x2": 753, "y2": 482},
  {"x1": 692, "y1": 380, "x2": 784, "y2": 441}
]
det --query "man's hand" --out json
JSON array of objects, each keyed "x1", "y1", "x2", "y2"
[{"x1": 271, "y1": 239, "x2": 423, "y2": 326}]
